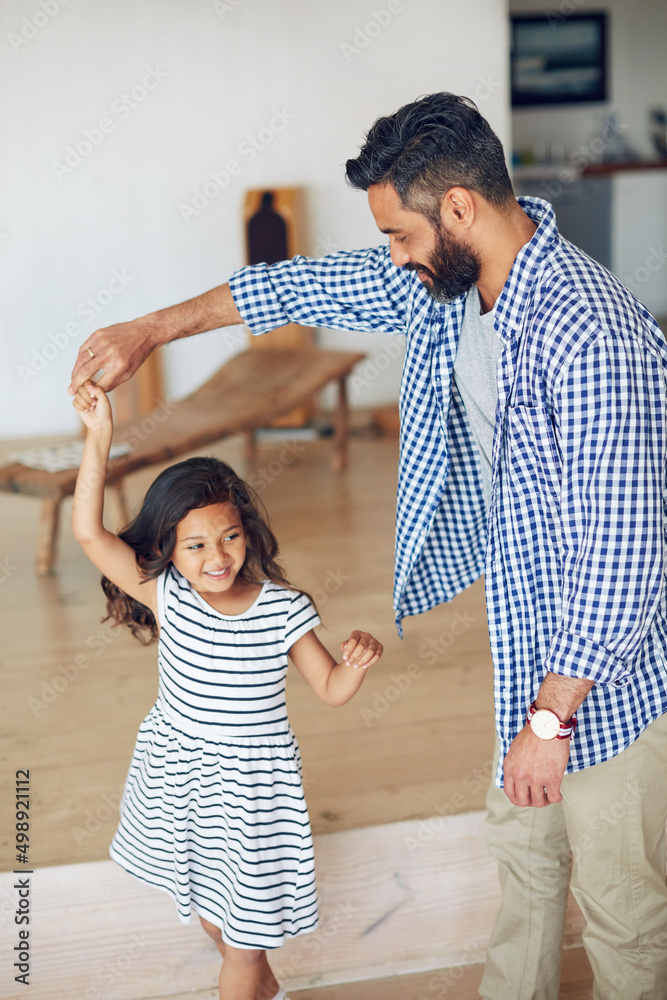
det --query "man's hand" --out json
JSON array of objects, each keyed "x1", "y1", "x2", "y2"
[
  {"x1": 68, "y1": 283, "x2": 243, "y2": 397},
  {"x1": 503, "y1": 671, "x2": 593, "y2": 807},
  {"x1": 68, "y1": 317, "x2": 158, "y2": 396},
  {"x1": 503, "y1": 725, "x2": 571, "y2": 807}
]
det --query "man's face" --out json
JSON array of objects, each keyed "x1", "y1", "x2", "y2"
[{"x1": 368, "y1": 183, "x2": 480, "y2": 303}]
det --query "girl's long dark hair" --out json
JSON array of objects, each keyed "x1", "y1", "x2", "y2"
[{"x1": 102, "y1": 456, "x2": 306, "y2": 643}]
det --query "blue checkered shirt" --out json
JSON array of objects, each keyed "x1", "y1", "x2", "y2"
[{"x1": 229, "y1": 197, "x2": 667, "y2": 779}]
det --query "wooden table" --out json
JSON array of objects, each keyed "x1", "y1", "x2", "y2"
[{"x1": 0, "y1": 348, "x2": 365, "y2": 574}]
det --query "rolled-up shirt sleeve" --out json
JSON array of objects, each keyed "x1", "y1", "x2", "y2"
[
  {"x1": 545, "y1": 333, "x2": 667, "y2": 686},
  {"x1": 228, "y1": 246, "x2": 412, "y2": 337}
]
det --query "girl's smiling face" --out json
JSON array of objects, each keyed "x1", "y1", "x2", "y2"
[{"x1": 171, "y1": 501, "x2": 248, "y2": 598}]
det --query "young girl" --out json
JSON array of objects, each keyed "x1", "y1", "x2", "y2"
[{"x1": 71, "y1": 381, "x2": 382, "y2": 1000}]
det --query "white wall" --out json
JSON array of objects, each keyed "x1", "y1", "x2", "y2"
[
  {"x1": 1, "y1": 0, "x2": 510, "y2": 439},
  {"x1": 510, "y1": 0, "x2": 667, "y2": 162}
]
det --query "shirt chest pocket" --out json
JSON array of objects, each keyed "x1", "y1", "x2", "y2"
[{"x1": 502, "y1": 404, "x2": 561, "y2": 502}]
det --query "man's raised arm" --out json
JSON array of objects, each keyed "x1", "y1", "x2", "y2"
[{"x1": 68, "y1": 283, "x2": 242, "y2": 395}]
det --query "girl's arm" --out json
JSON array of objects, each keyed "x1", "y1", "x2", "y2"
[
  {"x1": 72, "y1": 382, "x2": 158, "y2": 617},
  {"x1": 289, "y1": 629, "x2": 382, "y2": 707}
]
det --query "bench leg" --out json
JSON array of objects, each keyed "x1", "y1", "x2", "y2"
[
  {"x1": 331, "y1": 375, "x2": 350, "y2": 473},
  {"x1": 36, "y1": 498, "x2": 60, "y2": 576},
  {"x1": 244, "y1": 429, "x2": 258, "y2": 464}
]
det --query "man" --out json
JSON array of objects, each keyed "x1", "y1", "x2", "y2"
[{"x1": 69, "y1": 93, "x2": 667, "y2": 999}]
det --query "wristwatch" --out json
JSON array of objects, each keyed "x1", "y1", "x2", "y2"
[{"x1": 526, "y1": 702, "x2": 577, "y2": 741}]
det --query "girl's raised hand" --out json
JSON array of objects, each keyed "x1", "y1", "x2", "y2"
[
  {"x1": 340, "y1": 630, "x2": 383, "y2": 670},
  {"x1": 72, "y1": 381, "x2": 113, "y2": 431}
]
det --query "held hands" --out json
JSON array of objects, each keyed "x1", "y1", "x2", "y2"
[
  {"x1": 68, "y1": 318, "x2": 157, "y2": 396},
  {"x1": 72, "y1": 381, "x2": 113, "y2": 433},
  {"x1": 502, "y1": 724, "x2": 571, "y2": 808},
  {"x1": 340, "y1": 630, "x2": 383, "y2": 670}
]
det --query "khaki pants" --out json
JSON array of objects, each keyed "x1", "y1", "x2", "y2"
[{"x1": 479, "y1": 712, "x2": 667, "y2": 1000}]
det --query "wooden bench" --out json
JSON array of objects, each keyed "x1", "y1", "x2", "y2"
[{"x1": 0, "y1": 347, "x2": 365, "y2": 574}]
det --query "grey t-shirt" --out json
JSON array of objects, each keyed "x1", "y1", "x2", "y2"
[{"x1": 452, "y1": 285, "x2": 503, "y2": 508}]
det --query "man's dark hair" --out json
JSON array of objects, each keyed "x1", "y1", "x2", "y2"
[{"x1": 345, "y1": 92, "x2": 515, "y2": 225}]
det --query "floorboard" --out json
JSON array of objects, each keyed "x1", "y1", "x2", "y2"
[
  {"x1": 289, "y1": 950, "x2": 595, "y2": 1000},
  {"x1": 153, "y1": 950, "x2": 595, "y2": 1000},
  {"x1": 0, "y1": 421, "x2": 592, "y2": 998},
  {"x1": 0, "y1": 427, "x2": 494, "y2": 870},
  {"x1": 0, "y1": 812, "x2": 585, "y2": 1000}
]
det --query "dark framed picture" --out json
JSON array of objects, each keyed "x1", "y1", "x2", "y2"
[{"x1": 510, "y1": 12, "x2": 608, "y2": 108}]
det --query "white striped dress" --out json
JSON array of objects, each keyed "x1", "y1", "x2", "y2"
[{"x1": 109, "y1": 563, "x2": 320, "y2": 949}]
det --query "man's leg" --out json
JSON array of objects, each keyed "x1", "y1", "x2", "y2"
[
  {"x1": 560, "y1": 712, "x2": 667, "y2": 1000},
  {"x1": 479, "y1": 762, "x2": 572, "y2": 1000}
]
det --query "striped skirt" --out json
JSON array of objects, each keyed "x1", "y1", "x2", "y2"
[{"x1": 109, "y1": 703, "x2": 319, "y2": 949}]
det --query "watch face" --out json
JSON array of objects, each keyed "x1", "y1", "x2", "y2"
[{"x1": 531, "y1": 709, "x2": 560, "y2": 740}]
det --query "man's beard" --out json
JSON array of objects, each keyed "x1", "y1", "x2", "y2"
[{"x1": 403, "y1": 225, "x2": 481, "y2": 303}]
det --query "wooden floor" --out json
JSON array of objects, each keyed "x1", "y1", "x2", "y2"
[
  {"x1": 0, "y1": 811, "x2": 590, "y2": 1000},
  {"x1": 0, "y1": 421, "x2": 495, "y2": 870},
  {"x1": 0, "y1": 418, "x2": 594, "y2": 998},
  {"x1": 289, "y1": 951, "x2": 595, "y2": 1000}
]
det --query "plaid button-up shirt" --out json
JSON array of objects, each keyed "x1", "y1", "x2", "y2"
[{"x1": 230, "y1": 197, "x2": 667, "y2": 779}]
